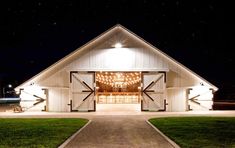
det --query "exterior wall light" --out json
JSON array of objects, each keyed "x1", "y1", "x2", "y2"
[{"x1": 114, "y1": 43, "x2": 122, "y2": 48}]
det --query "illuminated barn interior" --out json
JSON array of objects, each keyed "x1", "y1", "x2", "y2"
[
  {"x1": 96, "y1": 72, "x2": 141, "y2": 104},
  {"x1": 15, "y1": 25, "x2": 218, "y2": 112}
]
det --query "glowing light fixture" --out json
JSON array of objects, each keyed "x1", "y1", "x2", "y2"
[
  {"x1": 96, "y1": 72, "x2": 141, "y2": 88},
  {"x1": 114, "y1": 42, "x2": 122, "y2": 48}
]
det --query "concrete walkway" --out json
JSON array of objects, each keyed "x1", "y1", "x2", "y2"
[{"x1": 64, "y1": 115, "x2": 174, "y2": 148}]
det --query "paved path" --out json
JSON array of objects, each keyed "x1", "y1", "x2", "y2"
[{"x1": 64, "y1": 115, "x2": 174, "y2": 148}]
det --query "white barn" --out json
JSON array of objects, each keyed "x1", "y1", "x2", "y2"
[{"x1": 15, "y1": 24, "x2": 218, "y2": 112}]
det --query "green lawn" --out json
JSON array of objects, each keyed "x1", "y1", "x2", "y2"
[
  {"x1": 149, "y1": 117, "x2": 235, "y2": 148},
  {"x1": 0, "y1": 118, "x2": 88, "y2": 148}
]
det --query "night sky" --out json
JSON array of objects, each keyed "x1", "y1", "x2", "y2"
[{"x1": 0, "y1": 0, "x2": 234, "y2": 100}]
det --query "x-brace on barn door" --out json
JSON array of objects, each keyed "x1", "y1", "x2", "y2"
[
  {"x1": 141, "y1": 72, "x2": 167, "y2": 111},
  {"x1": 69, "y1": 71, "x2": 95, "y2": 112}
]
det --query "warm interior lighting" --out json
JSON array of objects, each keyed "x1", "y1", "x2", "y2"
[
  {"x1": 96, "y1": 72, "x2": 141, "y2": 104},
  {"x1": 114, "y1": 42, "x2": 122, "y2": 48},
  {"x1": 96, "y1": 72, "x2": 141, "y2": 88}
]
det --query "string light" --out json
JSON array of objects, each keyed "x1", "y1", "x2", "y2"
[{"x1": 96, "y1": 72, "x2": 141, "y2": 88}]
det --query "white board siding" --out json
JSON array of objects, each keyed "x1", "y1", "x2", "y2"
[
  {"x1": 18, "y1": 26, "x2": 214, "y2": 89},
  {"x1": 167, "y1": 88, "x2": 187, "y2": 112},
  {"x1": 20, "y1": 101, "x2": 45, "y2": 112},
  {"x1": 66, "y1": 47, "x2": 169, "y2": 71},
  {"x1": 34, "y1": 42, "x2": 207, "y2": 112},
  {"x1": 166, "y1": 70, "x2": 197, "y2": 88},
  {"x1": 19, "y1": 87, "x2": 47, "y2": 112},
  {"x1": 15, "y1": 25, "x2": 217, "y2": 112},
  {"x1": 35, "y1": 42, "x2": 173, "y2": 112},
  {"x1": 48, "y1": 88, "x2": 69, "y2": 112},
  {"x1": 188, "y1": 87, "x2": 213, "y2": 111},
  {"x1": 20, "y1": 91, "x2": 46, "y2": 112},
  {"x1": 60, "y1": 31, "x2": 169, "y2": 71},
  {"x1": 39, "y1": 69, "x2": 69, "y2": 88},
  {"x1": 167, "y1": 62, "x2": 209, "y2": 88}
]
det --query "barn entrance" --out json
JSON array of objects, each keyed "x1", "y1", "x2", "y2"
[
  {"x1": 95, "y1": 72, "x2": 141, "y2": 112},
  {"x1": 69, "y1": 71, "x2": 166, "y2": 112}
]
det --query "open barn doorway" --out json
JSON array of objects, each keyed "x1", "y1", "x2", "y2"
[{"x1": 95, "y1": 72, "x2": 141, "y2": 112}]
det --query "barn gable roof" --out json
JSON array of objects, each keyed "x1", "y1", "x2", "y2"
[{"x1": 15, "y1": 24, "x2": 218, "y2": 91}]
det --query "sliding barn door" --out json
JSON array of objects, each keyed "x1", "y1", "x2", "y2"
[
  {"x1": 70, "y1": 72, "x2": 95, "y2": 111},
  {"x1": 142, "y1": 72, "x2": 166, "y2": 111}
]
